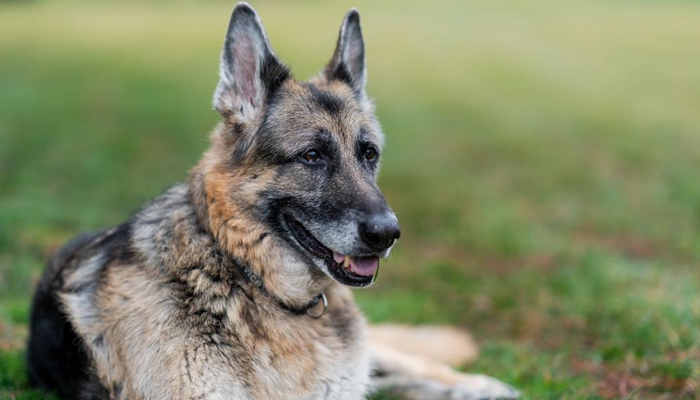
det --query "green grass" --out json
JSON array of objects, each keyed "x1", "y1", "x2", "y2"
[{"x1": 2, "y1": 0, "x2": 700, "y2": 399}]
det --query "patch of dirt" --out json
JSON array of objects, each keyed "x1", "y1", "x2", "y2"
[
  {"x1": 572, "y1": 356, "x2": 700, "y2": 400},
  {"x1": 0, "y1": 321, "x2": 28, "y2": 352},
  {"x1": 402, "y1": 238, "x2": 557, "y2": 274},
  {"x1": 573, "y1": 231, "x2": 688, "y2": 262}
]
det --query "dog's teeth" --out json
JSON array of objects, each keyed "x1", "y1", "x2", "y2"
[{"x1": 343, "y1": 255, "x2": 351, "y2": 270}]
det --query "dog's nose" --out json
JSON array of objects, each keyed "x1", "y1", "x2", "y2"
[{"x1": 359, "y1": 214, "x2": 401, "y2": 251}]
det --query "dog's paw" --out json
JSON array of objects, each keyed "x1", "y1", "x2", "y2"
[
  {"x1": 373, "y1": 374, "x2": 519, "y2": 400},
  {"x1": 449, "y1": 374, "x2": 520, "y2": 400}
]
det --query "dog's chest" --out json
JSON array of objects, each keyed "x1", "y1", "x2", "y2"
[{"x1": 180, "y1": 302, "x2": 372, "y2": 400}]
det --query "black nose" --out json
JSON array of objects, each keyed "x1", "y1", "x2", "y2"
[{"x1": 359, "y1": 214, "x2": 401, "y2": 251}]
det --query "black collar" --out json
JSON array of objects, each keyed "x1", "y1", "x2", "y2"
[{"x1": 232, "y1": 257, "x2": 327, "y2": 318}]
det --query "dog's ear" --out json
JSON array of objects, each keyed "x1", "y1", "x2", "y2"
[
  {"x1": 214, "y1": 2, "x2": 290, "y2": 120},
  {"x1": 324, "y1": 9, "x2": 366, "y2": 99}
]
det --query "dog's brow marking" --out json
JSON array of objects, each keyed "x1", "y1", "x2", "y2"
[
  {"x1": 308, "y1": 85, "x2": 345, "y2": 116},
  {"x1": 318, "y1": 128, "x2": 333, "y2": 140},
  {"x1": 358, "y1": 127, "x2": 371, "y2": 142}
]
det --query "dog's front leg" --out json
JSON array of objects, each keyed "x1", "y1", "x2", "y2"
[{"x1": 368, "y1": 325, "x2": 519, "y2": 400}]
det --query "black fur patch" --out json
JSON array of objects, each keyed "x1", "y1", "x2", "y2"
[
  {"x1": 327, "y1": 62, "x2": 353, "y2": 89},
  {"x1": 260, "y1": 54, "x2": 291, "y2": 103},
  {"x1": 27, "y1": 231, "x2": 108, "y2": 399},
  {"x1": 307, "y1": 84, "x2": 345, "y2": 116},
  {"x1": 100, "y1": 223, "x2": 133, "y2": 264},
  {"x1": 27, "y1": 283, "x2": 95, "y2": 399}
]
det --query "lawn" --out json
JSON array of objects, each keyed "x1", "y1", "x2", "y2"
[{"x1": 1, "y1": 0, "x2": 700, "y2": 399}]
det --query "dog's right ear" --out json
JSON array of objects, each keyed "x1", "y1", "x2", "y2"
[{"x1": 213, "y1": 2, "x2": 290, "y2": 121}]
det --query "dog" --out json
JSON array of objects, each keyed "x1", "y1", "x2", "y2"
[{"x1": 26, "y1": 3, "x2": 519, "y2": 399}]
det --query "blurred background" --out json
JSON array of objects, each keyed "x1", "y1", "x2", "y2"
[{"x1": 1, "y1": 0, "x2": 700, "y2": 399}]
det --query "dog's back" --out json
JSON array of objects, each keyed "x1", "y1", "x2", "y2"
[{"x1": 28, "y1": 229, "x2": 115, "y2": 399}]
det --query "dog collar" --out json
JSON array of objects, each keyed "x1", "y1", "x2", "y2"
[{"x1": 234, "y1": 258, "x2": 328, "y2": 318}]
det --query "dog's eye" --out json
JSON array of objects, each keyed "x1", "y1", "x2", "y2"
[
  {"x1": 363, "y1": 146, "x2": 378, "y2": 161},
  {"x1": 301, "y1": 149, "x2": 321, "y2": 164}
]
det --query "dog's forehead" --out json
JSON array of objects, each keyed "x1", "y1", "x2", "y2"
[{"x1": 268, "y1": 80, "x2": 380, "y2": 145}]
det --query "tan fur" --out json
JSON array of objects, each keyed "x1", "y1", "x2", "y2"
[{"x1": 369, "y1": 324, "x2": 479, "y2": 368}]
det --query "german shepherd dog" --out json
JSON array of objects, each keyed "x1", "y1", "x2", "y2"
[{"x1": 27, "y1": 3, "x2": 519, "y2": 399}]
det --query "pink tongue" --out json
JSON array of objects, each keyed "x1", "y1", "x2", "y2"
[
  {"x1": 348, "y1": 256, "x2": 379, "y2": 277},
  {"x1": 332, "y1": 252, "x2": 379, "y2": 277}
]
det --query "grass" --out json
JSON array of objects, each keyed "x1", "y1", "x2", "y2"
[{"x1": 2, "y1": 0, "x2": 700, "y2": 399}]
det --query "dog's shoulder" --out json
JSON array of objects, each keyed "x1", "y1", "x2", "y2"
[{"x1": 51, "y1": 185, "x2": 187, "y2": 288}]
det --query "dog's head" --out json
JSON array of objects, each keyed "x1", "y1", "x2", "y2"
[{"x1": 195, "y1": 3, "x2": 398, "y2": 289}]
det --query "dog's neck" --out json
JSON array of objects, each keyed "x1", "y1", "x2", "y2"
[{"x1": 188, "y1": 149, "x2": 334, "y2": 311}]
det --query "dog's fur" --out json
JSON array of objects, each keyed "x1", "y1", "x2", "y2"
[{"x1": 27, "y1": 4, "x2": 518, "y2": 400}]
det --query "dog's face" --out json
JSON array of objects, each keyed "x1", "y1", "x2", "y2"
[{"x1": 203, "y1": 3, "x2": 398, "y2": 288}]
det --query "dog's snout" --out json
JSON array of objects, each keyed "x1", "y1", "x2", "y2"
[{"x1": 359, "y1": 214, "x2": 400, "y2": 251}]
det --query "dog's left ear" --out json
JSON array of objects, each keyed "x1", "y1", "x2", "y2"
[
  {"x1": 214, "y1": 2, "x2": 290, "y2": 120},
  {"x1": 324, "y1": 9, "x2": 366, "y2": 99}
]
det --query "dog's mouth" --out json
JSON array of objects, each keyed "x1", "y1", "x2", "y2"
[{"x1": 283, "y1": 214, "x2": 378, "y2": 287}]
